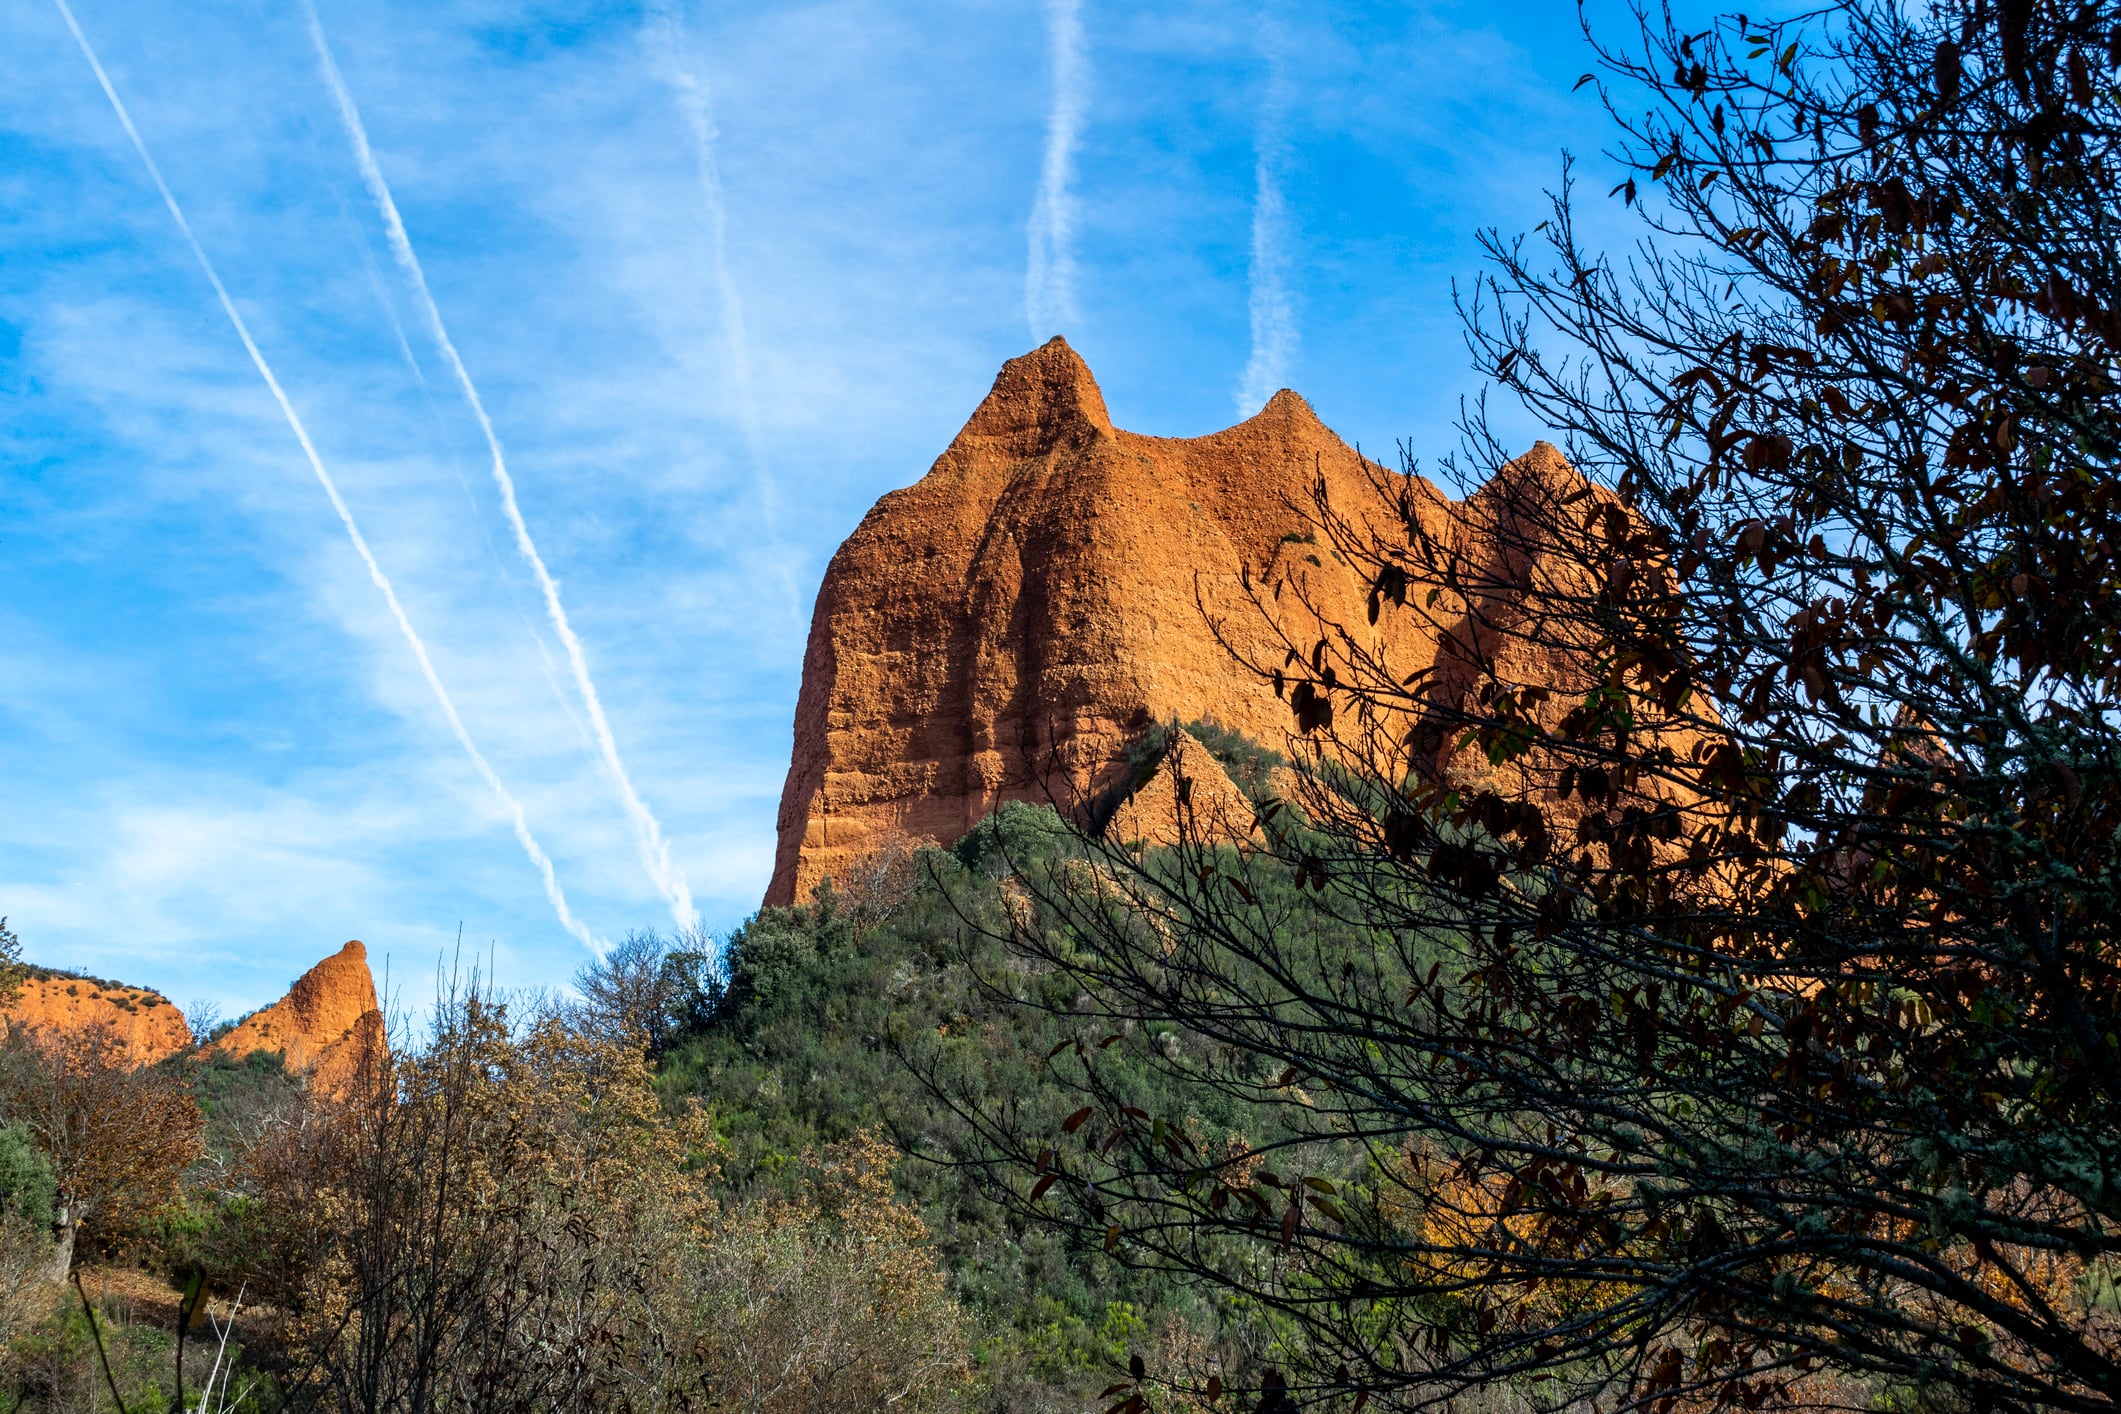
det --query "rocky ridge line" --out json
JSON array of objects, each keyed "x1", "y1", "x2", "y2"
[
  {"x1": 2, "y1": 940, "x2": 384, "y2": 1090},
  {"x1": 769, "y1": 337, "x2": 1578, "y2": 903}
]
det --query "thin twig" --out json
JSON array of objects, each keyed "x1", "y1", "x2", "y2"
[{"x1": 198, "y1": 1285, "x2": 244, "y2": 1414}]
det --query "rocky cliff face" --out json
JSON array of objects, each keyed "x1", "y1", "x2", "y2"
[
  {"x1": 769, "y1": 338, "x2": 1472, "y2": 905},
  {"x1": 209, "y1": 940, "x2": 382, "y2": 1083},
  {"x1": 4, "y1": 973, "x2": 191, "y2": 1064},
  {"x1": 1105, "y1": 729, "x2": 1262, "y2": 850}
]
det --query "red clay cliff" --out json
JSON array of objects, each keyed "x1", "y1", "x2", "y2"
[
  {"x1": 3, "y1": 973, "x2": 191, "y2": 1064},
  {"x1": 768, "y1": 338, "x2": 1474, "y2": 905},
  {"x1": 209, "y1": 939, "x2": 382, "y2": 1083},
  {"x1": 2, "y1": 938, "x2": 384, "y2": 1090}
]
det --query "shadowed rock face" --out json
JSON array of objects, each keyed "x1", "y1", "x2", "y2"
[{"x1": 768, "y1": 337, "x2": 1455, "y2": 906}]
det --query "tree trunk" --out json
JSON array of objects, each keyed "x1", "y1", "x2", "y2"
[{"x1": 46, "y1": 1207, "x2": 75, "y2": 1286}]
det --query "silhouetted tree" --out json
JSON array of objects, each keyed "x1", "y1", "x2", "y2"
[
  {"x1": 950, "y1": 1, "x2": 2121, "y2": 1409},
  {"x1": 569, "y1": 926, "x2": 724, "y2": 1062},
  {"x1": 572, "y1": 929, "x2": 681, "y2": 1060}
]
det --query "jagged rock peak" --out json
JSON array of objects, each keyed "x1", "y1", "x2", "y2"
[
  {"x1": 1249, "y1": 387, "x2": 1326, "y2": 427},
  {"x1": 763, "y1": 344, "x2": 1646, "y2": 909},
  {"x1": 955, "y1": 336, "x2": 1114, "y2": 457},
  {"x1": 209, "y1": 939, "x2": 382, "y2": 1077},
  {"x1": 766, "y1": 342, "x2": 1419, "y2": 906},
  {"x1": 0, "y1": 938, "x2": 386, "y2": 1088}
]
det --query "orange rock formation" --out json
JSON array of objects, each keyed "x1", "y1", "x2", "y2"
[
  {"x1": 209, "y1": 940, "x2": 382, "y2": 1083},
  {"x1": 1, "y1": 940, "x2": 385, "y2": 1091},
  {"x1": 770, "y1": 338, "x2": 1463, "y2": 905},
  {"x1": 1106, "y1": 729, "x2": 1262, "y2": 850},
  {"x1": 3, "y1": 973, "x2": 191, "y2": 1065}
]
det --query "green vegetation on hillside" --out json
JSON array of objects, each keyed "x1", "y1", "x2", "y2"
[
  {"x1": 3, "y1": 0, "x2": 2115, "y2": 1402},
  {"x1": 658, "y1": 801, "x2": 1289, "y2": 1400},
  {"x1": 645, "y1": 758, "x2": 1451, "y2": 1407}
]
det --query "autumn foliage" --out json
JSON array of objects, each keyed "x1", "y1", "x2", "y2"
[
  {"x1": 0, "y1": 1025, "x2": 202, "y2": 1274},
  {"x1": 236, "y1": 981, "x2": 970, "y2": 1414}
]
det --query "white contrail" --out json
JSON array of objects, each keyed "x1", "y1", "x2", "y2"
[
  {"x1": 643, "y1": 0, "x2": 777, "y2": 534},
  {"x1": 1235, "y1": 41, "x2": 1296, "y2": 416},
  {"x1": 1025, "y1": 0, "x2": 1087, "y2": 337},
  {"x1": 641, "y1": 0, "x2": 802, "y2": 633},
  {"x1": 326, "y1": 180, "x2": 600, "y2": 755},
  {"x1": 303, "y1": 2, "x2": 698, "y2": 932},
  {"x1": 51, "y1": 0, "x2": 603, "y2": 953}
]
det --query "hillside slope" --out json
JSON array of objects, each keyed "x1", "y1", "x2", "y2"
[
  {"x1": 3, "y1": 939, "x2": 383, "y2": 1090},
  {"x1": 4, "y1": 971, "x2": 191, "y2": 1063}
]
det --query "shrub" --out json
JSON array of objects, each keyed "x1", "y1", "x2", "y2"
[{"x1": 690, "y1": 1131, "x2": 972, "y2": 1413}]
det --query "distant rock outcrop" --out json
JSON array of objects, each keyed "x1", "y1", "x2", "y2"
[
  {"x1": 0, "y1": 939, "x2": 385, "y2": 1092},
  {"x1": 769, "y1": 337, "x2": 1473, "y2": 905},
  {"x1": 3, "y1": 973, "x2": 191, "y2": 1064},
  {"x1": 209, "y1": 940, "x2": 382, "y2": 1085}
]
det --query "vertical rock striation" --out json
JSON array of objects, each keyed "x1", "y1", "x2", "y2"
[{"x1": 768, "y1": 337, "x2": 1453, "y2": 905}]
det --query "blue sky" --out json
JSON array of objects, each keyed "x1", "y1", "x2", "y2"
[{"x1": 1, "y1": 0, "x2": 1641, "y2": 1017}]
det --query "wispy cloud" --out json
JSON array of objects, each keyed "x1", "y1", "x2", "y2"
[
  {"x1": 1235, "y1": 22, "x2": 1296, "y2": 417},
  {"x1": 3, "y1": 781, "x2": 462, "y2": 1016},
  {"x1": 1025, "y1": 0, "x2": 1087, "y2": 338},
  {"x1": 51, "y1": 0, "x2": 603, "y2": 954},
  {"x1": 9, "y1": 0, "x2": 1610, "y2": 1010},
  {"x1": 303, "y1": 0, "x2": 697, "y2": 933}
]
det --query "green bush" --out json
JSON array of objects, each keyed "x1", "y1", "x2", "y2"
[
  {"x1": 0, "y1": 1124, "x2": 55, "y2": 1230},
  {"x1": 657, "y1": 793, "x2": 1345, "y2": 1402}
]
